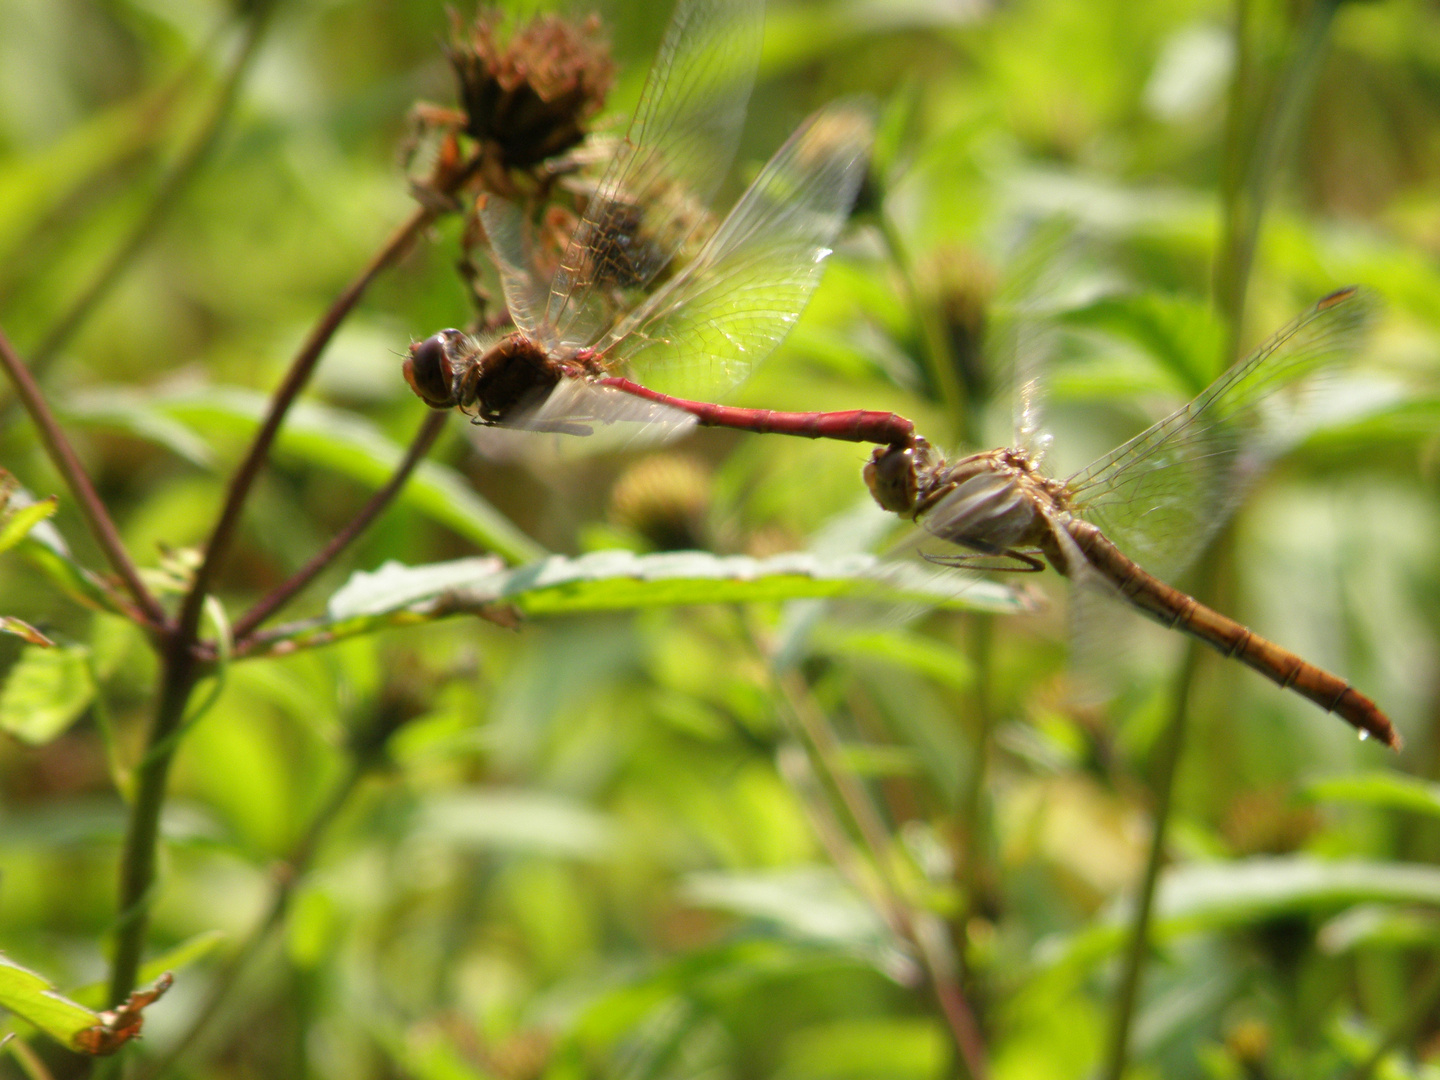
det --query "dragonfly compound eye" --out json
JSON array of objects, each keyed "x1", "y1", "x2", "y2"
[
  {"x1": 863, "y1": 445, "x2": 919, "y2": 515},
  {"x1": 404, "y1": 331, "x2": 462, "y2": 408}
]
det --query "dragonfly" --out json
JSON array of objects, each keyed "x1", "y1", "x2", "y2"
[
  {"x1": 403, "y1": 0, "x2": 913, "y2": 451},
  {"x1": 863, "y1": 286, "x2": 1400, "y2": 749}
]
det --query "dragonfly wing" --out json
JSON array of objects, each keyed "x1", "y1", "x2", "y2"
[
  {"x1": 465, "y1": 377, "x2": 699, "y2": 461},
  {"x1": 479, "y1": 195, "x2": 551, "y2": 341},
  {"x1": 1066, "y1": 287, "x2": 1375, "y2": 580},
  {"x1": 547, "y1": 0, "x2": 764, "y2": 349},
  {"x1": 596, "y1": 100, "x2": 875, "y2": 402}
]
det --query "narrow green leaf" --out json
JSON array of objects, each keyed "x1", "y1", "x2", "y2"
[
  {"x1": 0, "y1": 617, "x2": 54, "y2": 646},
  {"x1": 329, "y1": 550, "x2": 1026, "y2": 620},
  {"x1": 62, "y1": 390, "x2": 214, "y2": 468},
  {"x1": 1306, "y1": 772, "x2": 1440, "y2": 818},
  {"x1": 0, "y1": 954, "x2": 99, "y2": 1047},
  {"x1": 0, "y1": 645, "x2": 96, "y2": 744},
  {"x1": 244, "y1": 550, "x2": 1027, "y2": 657},
  {"x1": 1039, "y1": 857, "x2": 1440, "y2": 977},
  {"x1": 0, "y1": 496, "x2": 57, "y2": 554},
  {"x1": 416, "y1": 791, "x2": 616, "y2": 860},
  {"x1": 15, "y1": 537, "x2": 126, "y2": 616},
  {"x1": 152, "y1": 388, "x2": 543, "y2": 563}
]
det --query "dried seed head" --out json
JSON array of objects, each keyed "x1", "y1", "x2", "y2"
[
  {"x1": 447, "y1": 10, "x2": 615, "y2": 170},
  {"x1": 608, "y1": 454, "x2": 713, "y2": 552},
  {"x1": 921, "y1": 247, "x2": 996, "y2": 403}
]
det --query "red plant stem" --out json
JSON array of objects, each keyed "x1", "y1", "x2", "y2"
[
  {"x1": 597, "y1": 376, "x2": 915, "y2": 446},
  {"x1": 230, "y1": 410, "x2": 448, "y2": 645},
  {"x1": 112, "y1": 198, "x2": 449, "y2": 1004},
  {"x1": 0, "y1": 325, "x2": 166, "y2": 627},
  {"x1": 173, "y1": 202, "x2": 440, "y2": 652}
]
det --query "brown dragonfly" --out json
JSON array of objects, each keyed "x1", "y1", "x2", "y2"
[
  {"x1": 864, "y1": 286, "x2": 1399, "y2": 749},
  {"x1": 404, "y1": 0, "x2": 911, "y2": 451}
]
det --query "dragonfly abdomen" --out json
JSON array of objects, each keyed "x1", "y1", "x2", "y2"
[{"x1": 1068, "y1": 521, "x2": 1399, "y2": 749}]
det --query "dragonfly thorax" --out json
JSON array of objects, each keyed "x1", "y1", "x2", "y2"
[
  {"x1": 404, "y1": 329, "x2": 572, "y2": 424},
  {"x1": 461, "y1": 331, "x2": 567, "y2": 424}
]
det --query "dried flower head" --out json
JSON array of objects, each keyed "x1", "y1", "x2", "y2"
[
  {"x1": 447, "y1": 10, "x2": 615, "y2": 171},
  {"x1": 608, "y1": 454, "x2": 713, "y2": 552}
]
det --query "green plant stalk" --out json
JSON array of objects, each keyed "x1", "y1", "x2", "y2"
[
  {"x1": 1216, "y1": 0, "x2": 1342, "y2": 355},
  {"x1": 958, "y1": 613, "x2": 995, "y2": 923},
  {"x1": 107, "y1": 648, "x2": 200, "y2": 1006},
  {"x1": 105, "y1": 163, "x2": 463, "y2": 1016},
  {"x1": 1098, "y1": 633, "x2": 1200, "y2": 1080},
  {"x1": 138, "y1": 752, "x2": 372, "y2": 1079},
  {"x1": 877, "y1": 208, "x2": 968, "y2": 440},
  {"x1": 776, "y1": 670, "x2": 989, "y2": 1080}
]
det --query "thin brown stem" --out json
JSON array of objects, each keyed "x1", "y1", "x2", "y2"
[
  {"x1": 777, "y1": 671, "x2": 988, "y2": 1079},
  {"x1": 27, "y1": 7, "x2": 274, "y2": 371},
  {"x1": 230, "y1": 410, "x2": 448, "y2": 644},
  {"x1": 173, "y1": 201, "x2": 440, "y2": 650},
  {"x1": 0, "y1": 326, "x2": 165, "y2": 627}
]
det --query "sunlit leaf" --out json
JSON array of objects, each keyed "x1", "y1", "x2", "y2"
[
  {"x1": 0, "y1": 954, "x2": 98, "y2": 1048},
  {"x1": 415, "y1": 790, "x2": 616, "y2": 860},
  {"x1": 0, "y1": 644, "x2": 95, "y2": 744},
  {"x1": 1306, "y1": 772, "x2": 1440, "y2": 819},
  {"x1": 1039, "y1": 857, "x2": 1440, "y2": 976},
  {"x1": 63, "y1": 389, "x2": 215, "y2": 467},
  {"x1": 0, "y1": 494, "x2": 56, "y2": 553},
  {"x1": 0, "y1": 617, "x2": 54, "y2": 646},
  {"x1": 150, "y1": 388, "x2": 544, "y2": 563}
]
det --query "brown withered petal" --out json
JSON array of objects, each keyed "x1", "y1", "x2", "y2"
[{"x1": 447, "y1": 10, "x2": 615, "y2": 170}]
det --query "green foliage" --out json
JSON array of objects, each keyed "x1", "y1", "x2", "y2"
[{"x1": 2, "y1": 0, "x2": 1439, "y2": 1077}]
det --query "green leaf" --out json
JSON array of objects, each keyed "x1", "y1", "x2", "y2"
[
  {"x1": 818, "y1": 627, "x2": 974, "y2": 690},
  {"x1": 415, "y1": 791, "x2": 616, "y2": 860},
  {"x1": 1306, "y1": 772, "x2": 1440, "y2": 818},
  {"x1": 15, "y1": 536, "x2": 127, "y2": 616},
  {"x1": 0, "y1": 617, "x2": 54, "y2": 646},
  {"x1": 63, "y1": 389, "x2": 215, "y2": 468},
  {"x1": 0, "y1": 954, "x2": 99, "y2": 1048},
  {"x1": 242, "y1": 551, "x2": 1026, "y2": 656},
  {"x1": 781, "y1": 1018, "x2": 949, "y2": 1080},
  {"x1": 1040, "y1": 857, "x2": 1440, "y2": 977},
  {"x1": 0, "y1": 644, "x2": 96, "y2": 744},
  {"x1": 0, "y1": 495, "x2": 57, "y2": 554},
  {"x1": 151, "y1": 388, "x2": 544, "y2": 564}
]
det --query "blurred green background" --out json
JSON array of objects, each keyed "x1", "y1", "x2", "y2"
[{"x1": 2, "y1": 0, "x2": 1439, "y2": 1076}]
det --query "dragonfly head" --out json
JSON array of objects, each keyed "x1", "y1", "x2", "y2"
[
  {"x1": 864, "y1": 438, "x2": 939, "y2": 517},
  {"x1": 403, "y1": 329, "x2": 471, "y2": 409}
]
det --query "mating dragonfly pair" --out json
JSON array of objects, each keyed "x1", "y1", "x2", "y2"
[{"x1": 402, "y1": 0, "x2": 1398, "y2": 750}]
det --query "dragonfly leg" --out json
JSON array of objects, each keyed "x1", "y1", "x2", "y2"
[{"x1": 922, "y1": 546, "x2": 1045, "y2": 573}]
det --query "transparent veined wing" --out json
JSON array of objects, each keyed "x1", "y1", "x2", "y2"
[
  {"x1": 1066, "y1": 287, "x2": 1375, "y2": 580},
  {"x1": 594, "y1": 100, "x2": 875, "y2": 403},
  {"x1": 547, "y1": 0, "x2": 764, "y2": 350},
  {"x1": 478, "y1": 195, "x2": 551, "y2": 343}
]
